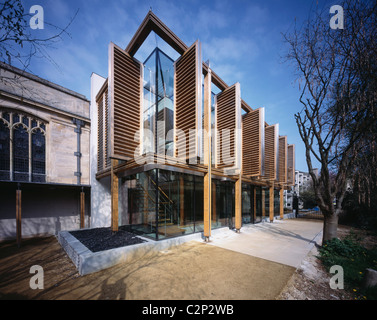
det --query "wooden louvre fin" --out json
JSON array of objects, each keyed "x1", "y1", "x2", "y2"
[
  {"x1": 174, "y1": 41, "x2": 202, "y2": 160},
  {"x1": 109, "y1": 43, "x2": 142, "y2": 161},
  {"x1": 104, "y1": 88, "x2": 111, "y2": 168},
  {"x1": 242, "y1": 108, "x2": 265, "y2": 177},
  {"x1": 287, "y1": 144, "x2": 295, "y2": 186},
  {"x1": 96, "y1": 85, "x2": 110, "y2": 171},
  {"x1": 278, "y1": 136, "x2": 288, "y2": 184},
  {"x1": 216, "y1": 83, "x2": 241, "y2": 170},
  {"x1": 264, "y1": 124, "x2": 279, "y2": 181},
  {"x1": 97, "y1": 93, "x2": 104, "y2": 171}
]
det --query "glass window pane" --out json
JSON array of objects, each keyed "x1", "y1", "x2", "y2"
[
  {"x1": 142, "y1": 48, "x2": 175, "y2": 155},
  {"x1": 0, "y1": 121, "x2": 10, "y2": 180},
  {"x1": 13, "y1": 124, "x2": 29, "y2": 181},
  {"x1": 32, "y1": 128, "x2": 46, "y2": 182},
  {"x1": 242, "y1": 184, "x2": 252, "y2": 225},
  {"x1": 212, "y1": 179, "x2": 234, "y2": 229}
]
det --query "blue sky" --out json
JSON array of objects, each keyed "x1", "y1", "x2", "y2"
[{"x1": 18, "y1": 0, "x2": 337, "y2": 172}]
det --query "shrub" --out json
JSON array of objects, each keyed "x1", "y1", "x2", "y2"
[{"x1": 318, "y1": 234, "x2": 377, "y2": 299}]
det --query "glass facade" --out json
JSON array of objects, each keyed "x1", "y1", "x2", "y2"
[
  {"x1": 255, "y1": 186, "x2": 262, "y2": 223},
  {"x1": 122, "y1": 169, "x2": 205, "y2": 240},
  {"x1": 274, "y1": 189, "x2": 280, "y2": 217},
  {"x1": 143, "y1": 48, "x2": 174, "y2": 154},
  {"x1": 242, "y1": 183, "x2": 252, "y2": 225},
  {"x1": 117, "y1": 46, "x2": 278, "y2": 240},
  {"x1": 212, "y1": 179, "x2": 235, "y2": 229},
  {"x1": 121, "y1": 168, "x2": 268, "y2": 240}
]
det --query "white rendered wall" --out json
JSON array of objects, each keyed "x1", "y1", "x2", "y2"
[{"x1": 90, "y1": 73, "x2": 111, "y2": 228}]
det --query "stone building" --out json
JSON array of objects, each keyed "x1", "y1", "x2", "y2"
[{"x1": 0, "y1": 62, "x2": 90, "y2": 241}]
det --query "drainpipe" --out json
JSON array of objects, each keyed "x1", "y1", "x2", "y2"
[{"x1": 72, "y1": 118, "x2": 84, "y2": 185}]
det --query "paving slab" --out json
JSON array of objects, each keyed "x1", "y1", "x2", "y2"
[{"x1": 202, "y1": 219, "x2": 323, "y2": 268}]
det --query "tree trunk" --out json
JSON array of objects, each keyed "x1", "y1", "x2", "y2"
[{"x1": 322, "y1": 212, "x2": 339, "y2": 243}]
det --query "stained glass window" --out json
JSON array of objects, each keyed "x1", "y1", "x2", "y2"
[
  {"x1": 0, "y1": 120, "x2": 10, "y2": 180},
  {"x1": 32, "y1": 128, "x2": 46, "y2": 182},
  {"x1": 13, "y1": 124, "x2": 29, "y2": 181},
  {"x1": 0, "y1": 109, "x2": 46, "y2": 182}
]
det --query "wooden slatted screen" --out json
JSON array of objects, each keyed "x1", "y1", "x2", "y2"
[
  {"x1": 264, "y1": 124, "x2": 278, "y2": 180},
  {"x1": 97, "y1": 93, "x2": 104, "y2": 171},
  {"x1": 216, "y1": 83, "x2": 241, "y2": 170},
  {"x1": 109, "y1": 43, "x2": 142, "y2": 161},
  {"x1": 278, "y1": 136, "x2": 287, "y2": 184},
  {"x1": 96, "y1": 85, "x2": 111, "y2": 171},
  {"x1": 104, "y1": 88, "x2": 111, "y2": 168},
  {"x1": 174, "y1": 41, "x2": 202, "y2": 160},
  {"x1": 242, "y1": 108, "x2": 265, "y2": 177},
  {"x1": 287, "y1": 144, "x2": 295, "y2": 186}
]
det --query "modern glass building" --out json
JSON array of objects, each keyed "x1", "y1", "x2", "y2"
[{"x1": 90, "y1": 11, "x2": 295, "y2": 241}]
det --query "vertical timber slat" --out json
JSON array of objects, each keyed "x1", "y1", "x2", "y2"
[
  {"x1": 235, "y1": 176, "x2": 242, "y2": 231},
  {"x1": 80, "y1": 190, "x2": 85, "y2": 228},
  {"x1": 16, "y1": 188, "x2": 21, "y2": 247},
  {"x1": 203, "y1": 68, "x2": 211, "y2": 240},
  {"x1": 269, "y1": 185, "x2": 274, "y2": 222},
  {"x1": 111, "y1": 159, "x2": 119, "y2": 232}
]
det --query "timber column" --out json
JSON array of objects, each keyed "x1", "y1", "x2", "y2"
[
  {"x1": 280, "y1": 187, "x2": 284, "y2": 219},
  {"x1": 16, "y1": 184, "x2": 22, "y2": 247},
  {"x1": 269, "y1": 185, "x2": 274, "y2": 222},
  {"x1": 80, "y1": 187, "x2": 85, "y2": 228},
  {"x1": 235, "y1": 175, "x2": 242, "y2": 232},
  {"x1": 203, "y1": 67, "x2": 212, "y2": 241},
  {"x1": 111, "y1": 159, "x2": 119, "y2": 232}
]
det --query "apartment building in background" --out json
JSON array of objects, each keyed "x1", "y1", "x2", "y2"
[{"x1": 284, "y1": 169, "x2": 318, "y2": 210}]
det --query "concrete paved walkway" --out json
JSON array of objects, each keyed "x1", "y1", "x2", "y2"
[
  {"x1": 202, "y1": 219, "x2": 324, "y2": 268},
  {"x1": 0, "y1": 218, "x2": 323, "y2": 300}
]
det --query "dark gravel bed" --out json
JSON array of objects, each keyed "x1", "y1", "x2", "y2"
[{"x1": 69, "y1": 226, "x2": 147, "y2": 253}]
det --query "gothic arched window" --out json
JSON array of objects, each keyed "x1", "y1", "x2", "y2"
[
  {"x1": 13, "y1": 123, "x2": 29, "y2": 181},
  {"x1": 0, "y1": 119, "x2": 10, "y2": 180},
  {"x1": 31, "y1": 128, "x2": 46, "y2": 182},
  {"x1": 0, "y1": 109, "x2": 46, "y2": 182}
]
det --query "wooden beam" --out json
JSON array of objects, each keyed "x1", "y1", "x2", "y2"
[
  {"x1": 16, "y1": 188, "x2": 21, "y2": 247},
  {"x1": 203, "y1": 172, "x2": 211, "y2": 240},
  {"x1": 203, "y1": 68, "x2": 211, "y2": 240},
  {"x1": 280, "y1": 187, "x2": 284, "y2": 219},
  {"x1": 269, "y1": 185, "x2": 274, "y2": 222},
  {"x1": 235, "y1": 175, "x2": 242, "y2": 231},
  {"x1": 125, "y1": 11, "x2": 188, "y2": 57},
  {"x1": 111, "y1": 159, "x2": 119, "y2": 232},
  {"x1": 262, "y1": 189, "x2": 265, "y2": 218},
  {"x1": 80, "y1": 190, "x2": 85, "y2": 228}
]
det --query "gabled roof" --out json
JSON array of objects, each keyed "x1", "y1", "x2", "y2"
[{"x1": 125, "y1": 11, "x2": 253, "y2": 113}]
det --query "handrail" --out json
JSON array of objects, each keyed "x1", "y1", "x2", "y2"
[
  {"x1": 146, "y1": 173, "x2": 174, "y2": 204},
  {"x1": 137, "y1": 183, "x2": 156, "y2": 203}
]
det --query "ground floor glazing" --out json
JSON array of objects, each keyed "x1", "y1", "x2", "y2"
[{"x1": 116, "y1": 168, "x2": 283, "y2": 240}]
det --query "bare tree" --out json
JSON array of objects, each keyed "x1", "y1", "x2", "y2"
[
  {"x1": 0, "y1": 0, "x2": 77, "y2": 76},
  {"x1": 284, "y1": 0, "x2": 377, "y2": 242}
]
